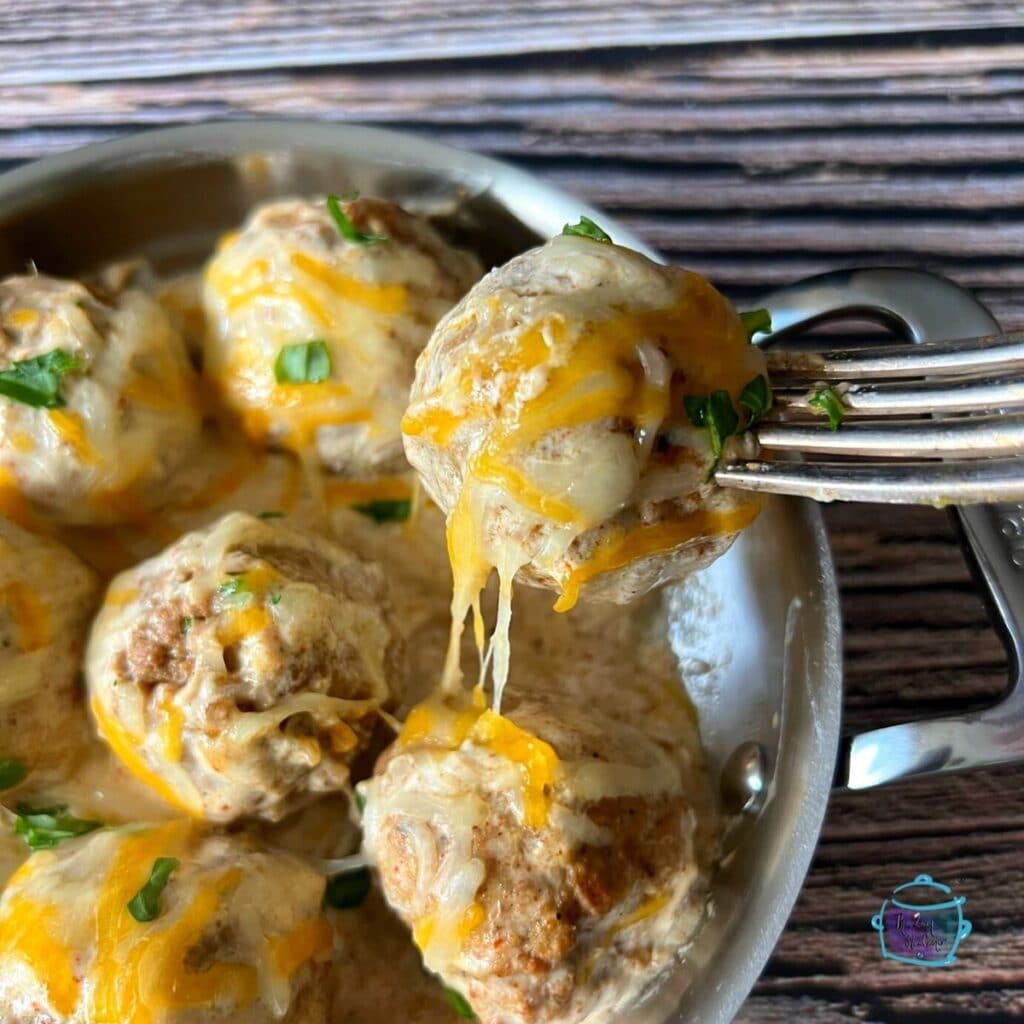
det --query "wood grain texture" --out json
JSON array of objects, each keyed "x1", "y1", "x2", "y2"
[
  {"x1": 0, "y1": 1, "x2": 1022, "y2": 85},
  {"x1": 1, "y1": 5, "x2": 1023, "y2": 1020}
]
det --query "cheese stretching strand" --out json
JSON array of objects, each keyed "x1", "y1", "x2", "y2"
[{"x1": 403, "y1": 232, "x2": 767, "y2": 710}]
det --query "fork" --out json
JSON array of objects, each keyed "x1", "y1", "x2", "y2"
[{"x1": 716, "y1": 330, "x2": 1024, "y2": 505}]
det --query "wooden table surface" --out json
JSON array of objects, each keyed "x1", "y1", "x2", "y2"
[{"x1": 2, "y1": 3, "x2": 1023, "y2": 1020}]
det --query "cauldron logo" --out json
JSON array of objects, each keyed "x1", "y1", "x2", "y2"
[{"x1": 871, "y1": 874, "x2": 972, "y2": 967}]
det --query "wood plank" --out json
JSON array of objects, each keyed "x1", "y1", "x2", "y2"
[{"x1": 0, "y1": 2, "x2": 1021, "y2": 86}]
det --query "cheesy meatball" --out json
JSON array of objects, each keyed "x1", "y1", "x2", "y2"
[
  {"x1": 0, "y1": 517, "x2": 99, "y2": 782},
  {"x1": 202, "y1": 196, "x2": 481, "y2": 475},
  {"x1": 85, "y1": 511, "x2": 403, "y2": 823},
  {"x1": 0, "y1": 821, "x2": 333, "y2": 1023},
  {"x1": 402, "y1": 232, "x2": 767, "y2": 620},
  {"x1": 0, "y1": 273, "x2": 202, "y2": 525},
  {"x1": 362, "y1": 691, "x2": 715, "y2": 1024}
]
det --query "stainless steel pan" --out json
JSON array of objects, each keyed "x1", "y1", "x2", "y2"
[{"x1": 0, "y1": 122, "x2": 1020, "y2": 1022}]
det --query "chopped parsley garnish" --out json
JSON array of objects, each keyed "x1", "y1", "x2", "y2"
[
  {"x1": 444, "y1": 986, "x2": 476, "y2": 1019},
  {"x1": 354, "y1": 790, "x2": 366, "y2": 815},
  {"x1": 326, "y1": 193, "x2": 388, "y2": 246},
  {"x1": 0, "y1": 759, "x2": 27, "y2": 791},
  {"x1": 127, "y1": 856, "x2": 180, "y2": 923},
  {"x1": 274, "y1": 340, "x2": 332, "y2": 385},
  {"x1": 257, "y1": 510, "x2": 285, "y2": 520},
  {"x1": 684, "y1": 390, "x2": 738, "y2": 470},
  {"x1": 561, "y1": 216, "x2": 612, "y2": 244},
  {"x1": 0, "y1": 348, "x2": 80, "y2": 408},
  {"x1": 684, "y1": 373, "x2": 774, "y2": 479},
  {"x1": 13, "y1": 804, "x2": 102, "y2": 850},
  {"x1": 217, "y1": 576, "x2": 251, "y2": 603},
  {"x1": 739, "y1": 374, "x2": 773, "y2": 426},
  {"x1": 739, "y1": 308, "x2": 772, "y2": 341},
  {"x1": 269, "y1": 592, "x2": 282, "y2": 606},
  {"x1": 180, "y1": 616, "x2": 193, "y2": 637},
  {"x1": 352, "y1": 498, "x2": 412, "y2": 524},
  {"x1": 324, "y1": 866, "x2": 371, "y2": 910},
  {"x1": 808, "y1": 386, "x2": 846, "y2": 430}
]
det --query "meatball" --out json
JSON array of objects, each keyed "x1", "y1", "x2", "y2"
[
  {"x1": 0, "y1": 822, "x2": 333, "y2": 1023},
  {"x1": 85, "y1": 511, "x2": 403, "y2": 823},
  {"x1": 0, "y1": 273, "x2": 202, "y2": 525},
  {"x1": 0, "y1": 517, "x2": 99, "y2": 783},
  {"x1": 402, "y1": 233, "x2": 767, "y2": 615},
  {"x1": 361, "y1": 691, "x2": 715, "y2": 1024},
  {"x1": 202, "y1": 196, "x2": 481, "y2": 476}
]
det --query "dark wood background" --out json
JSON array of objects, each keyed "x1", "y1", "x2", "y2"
[{"x1": 2, "y1": 3, "x2": 1023, "y2": 1020}]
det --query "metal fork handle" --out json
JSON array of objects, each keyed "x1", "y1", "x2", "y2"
[{"x1": 757, "y1": 268, "x2": 1024, "y2": 789}]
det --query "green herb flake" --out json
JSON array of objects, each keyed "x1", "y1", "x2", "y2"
[
  {"x1": 808, "y1": 386, "x2": 847, "y2": 431},
  {"x1": 0, "y1": 759, "x2": 27, "y2": 791},
  {"x1": 444, "y1": 986, "x2": 476, "y2": 1019},
  {"x1": 269, "y1": 592, "x2": 282, "y2": 606},
  {"x1": 13, "y1": 804, "x2": 102, "y2": 851},
  {"x1": 739, "y1": 374, "x2": 773, "y2": 426},
  {"x1": 127, "y1": 856, "x2": 180, "y2": 923},
  {"x1": 739, "y1": 308, "x2": 772, "y2": 341},
  {"x1": 354, "y1": 790, "x2": 366, "y2": 815},
  {"x1": 180, "y1": 616, "x2": 193, "y2": 637},
  {"x1": 326, "y1": 193, "x2": 388, "y2": 246},
  {"x1": 217, "y1": 576, "x2": 251, "y2": 603},
  {"x1": 0, "y1": 349, "x2": 80, "y2": 409},
  {"x1": 257, "y1": 510, "x2": 285, "y2": 520},
  {"x1": 561, "y1": 216, "x2": 612, "y2": 244},
  {"x1": 684, "y1": 390, "x2": 740, "y2": 480},
  {"x1": 352, "y1": 499, "x2": 412, "y2": 524},
  {"x1": 274, "y1": 340, "x2": 332, "y2": 385},
  {"x1": 324, "y1": 866, "x2": 372, "y2": 910}
]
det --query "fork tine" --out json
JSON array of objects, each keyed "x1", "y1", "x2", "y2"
[
  {"x1": 772, "y1": 375, "x2": 1024, "y2": 417},
  {"x1": 755, "y1": 413, "x2": 1024, "y2": 458},
  {"x1": 716, "y1": 457, "x2": 1024, "y2": 505},
  {"x1": 767, "y1": 330, "x2": 1024, "y2": 381}
]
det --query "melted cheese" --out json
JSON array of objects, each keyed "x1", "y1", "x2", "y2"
[
  {"x1": 0, "y1": 880, "x2": 80, "y2": 1015},
  {"x1": 0, "y1": 581, "x2": 50, "y2": 652},
  {"x1": 324, "y1": 474, "x2": 414, "y2": 506},
  {"x1": 469, "y1": 710, "x2": 559, "y2": 828},
  {"x1": 398, "y1": 694, "x2": 559, "y2": 829},
  {"x1": 9, "y1": 431, "x2": 34, "y2": 453},
  {"x1": 406, "y1": 265, "x2": 761, "y2": 713},
  {"x1": 6, "y1": 308, "x2": 39, "y2": 330},
  {"x1": 269, "y1": 916, "x2": 334, "y2": 978},
  {"x1": 554, "y1": 504, "x2": 761, "y2": 613},
  {"x1": 0, "y1": 467, "x2": 40, "y2": 529},
  {"x1": 580, "y1": 891, "x2": 672, "y2": 984},
  {"x1": 290, "y1": 252, "x2": 407, "y2": 315},
  {"x1": 91, "y1": 696, "x2": 203, "y2": 816},
  {"x1": 157, "y1": 690, "x2": 186, "y2": 764},
  {"x1": 47, "y1": 410, "x2": 100, "y2": 465},
  {"x1": 216, "y1": 603, "x2": 274, "y2": 648}
]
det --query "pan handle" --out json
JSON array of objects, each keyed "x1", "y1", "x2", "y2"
[{"x1": 758, "y1": 268, "x2": 1024, "y2": 789}]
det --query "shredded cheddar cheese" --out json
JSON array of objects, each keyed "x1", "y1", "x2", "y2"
[
  {"x1": 0, "y1": 894, "x2": 80, "y2": 1015},
  {"x1": 91, "y1": 696, "x2": 203, "y2": 817},
  {"x1": 47, "y1": 410, "x2": 99, "y2": 465},
  {"x1": 269, "y1": 916, "x2": 334, "y2": 978},
  {"x1": 554, "y1": 504, "x2": 761, "y2": 613},
  {"x1": 469, "y1": 710, "x2": 559, "y2": 828},
  {"x1": 0, "y1": 581, "x2": 50, "y2": 652}
]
